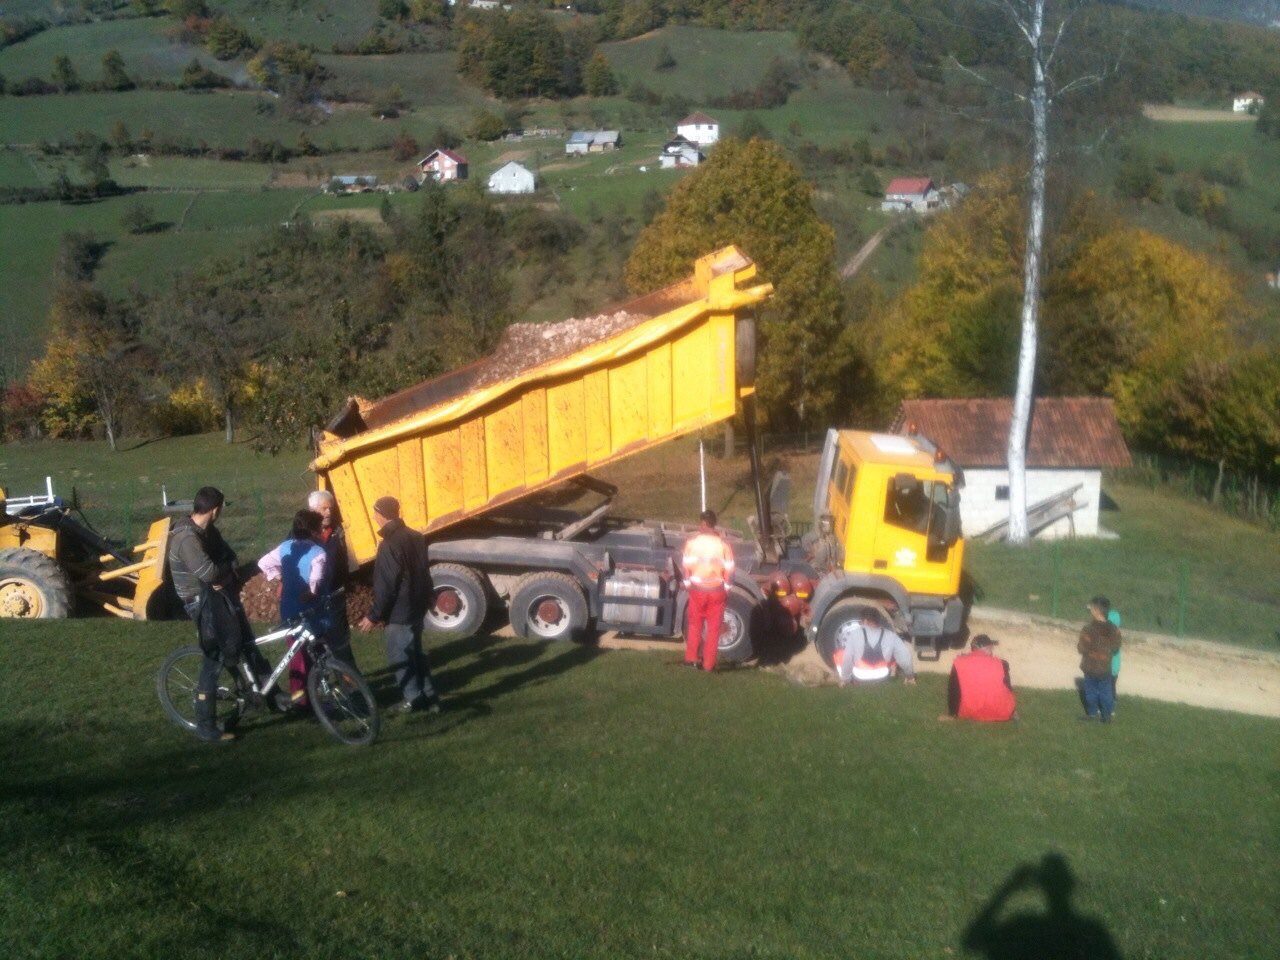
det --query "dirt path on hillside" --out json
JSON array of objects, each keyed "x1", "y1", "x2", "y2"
[
  {"x1": 840, "y1": 226, "x2": 890, "y2": 280},
  {"x1": 600, "y1": 607, "x2": 1280, "y2": 718},
  {"x1": 1142, "y1": 105, "x2": 1253, "y2": 122}
]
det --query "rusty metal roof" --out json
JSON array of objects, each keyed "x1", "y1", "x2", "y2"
[{"x1": 891, "y1": 397, "x2": 1132, "y2": 469}]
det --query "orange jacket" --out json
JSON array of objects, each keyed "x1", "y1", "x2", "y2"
[
  {"x1": 681, "y1": 531, "x2": 735, "y2": 590},
  {"x1": 950, "y1": 651, "x2": 1017, "y2": 722}
]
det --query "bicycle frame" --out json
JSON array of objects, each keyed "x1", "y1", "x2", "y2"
[{"x1": 238, "y1": 622, "x2": 317, "y2": 697}]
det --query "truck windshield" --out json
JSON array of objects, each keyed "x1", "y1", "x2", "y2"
[{"x1": 883, "y1": 477, "x2": 955, "y2": 560}]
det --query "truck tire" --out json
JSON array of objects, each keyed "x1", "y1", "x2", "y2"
[
  {"x1": 425, "y1": 563, "x2": 489, "y2": 640},
  {"x1": 0, "y1": 547, "x2": 72, "y2": 619},
  {"x1": 509, "y1": 572, "x2": 588, "y2": 642},
  {"x1": 814, "y1": 598, "x2": 894, "y2": 670},
  {"x1": 675, "y1": 586, "x2": 761, "y2": 664}
]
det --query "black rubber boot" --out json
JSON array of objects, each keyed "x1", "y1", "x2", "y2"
[{"x1": 194, "y1": 691, "x2": 236, "y2": 743}]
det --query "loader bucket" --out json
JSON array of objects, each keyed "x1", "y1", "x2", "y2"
[{"x1": 84, "y1": 517, "x2": 173, "y2": 620}]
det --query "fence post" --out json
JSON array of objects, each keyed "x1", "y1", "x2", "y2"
[
  {"x1": 1050, "y1": 540, "x2": 1061, "y2": 618},
  {"x1": 1176, "y1": 560, "x2": 1189, "y2": 637}
]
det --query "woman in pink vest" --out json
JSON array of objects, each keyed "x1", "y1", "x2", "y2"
[{"x1": 945, "y1": 634, "x2": 1018, "y2": 722}]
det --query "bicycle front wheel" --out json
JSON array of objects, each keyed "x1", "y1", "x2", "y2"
[
  {"x1": 307, "y1": 657, "x2": 380, "y2": 746},
  {"x1": 157, "y1": 645, "x2": 246, "y2": 733}
]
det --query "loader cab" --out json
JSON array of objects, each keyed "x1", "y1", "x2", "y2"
[{"x1": 812, "y1": 429, "x2": 964, "y2": 600}]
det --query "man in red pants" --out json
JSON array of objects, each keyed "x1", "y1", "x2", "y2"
[
  {"x1": 944, "y1": 634, "x2": 1018, "y2": 722},
  {"x1": 681, "y1": 510, "x2": 735, "y2": 672}
]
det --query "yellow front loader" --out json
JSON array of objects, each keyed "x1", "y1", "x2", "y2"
[{"x1": 0, "y1": 478, "x2": 172, "y2": 620}]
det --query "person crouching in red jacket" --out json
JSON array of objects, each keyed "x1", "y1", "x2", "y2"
[{"x1": 944, "y1": 634, "x2": 1018, "y2": 722}]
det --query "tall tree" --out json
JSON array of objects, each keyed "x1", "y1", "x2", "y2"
[
  {"x1": 960, "y1": 0, "x2": 1107, "y2": 543},
  {"x1": 149, "y1": 271, "x2": 267, "y2": 443},
  {"x1": 625, "y1": 138, "x2": 845, "y2": 430},
  {"x1": 101, "y1": 49, "x2": 134, "y2": 91},
  {"x1": 30, "y1": 284, "x2": 142, "y2": 450}
]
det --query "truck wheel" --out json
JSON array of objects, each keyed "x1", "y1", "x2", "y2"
[
  {"x1": 675, "y1": 587, "x2": 761, "y2": 664},
  {"x1": 718, "y1": 588, "x2": 761, "y2": 664},
  {"x1": 509, "y1": 572, "x2": 588, "y2": 642},
  {"x1": 815, "y1": 598, "x2": 893, "y2": 670},
  {"x1": 425, "y1": 563, "x2": 489, "y2": 639},
  {"x1": 0, "y1": 548, "x2": 72, "y2": 619}
]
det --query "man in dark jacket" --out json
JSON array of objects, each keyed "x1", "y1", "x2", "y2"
[
  {"x1": 168, "y1": 486, "x2": 279, "y2": 743},
  {"x1": 357, "y1": 496, "x2": 441, "y2": 714},
  {"x1": 1077, "y1": 597, "x2": 1122, "y2": 723}
]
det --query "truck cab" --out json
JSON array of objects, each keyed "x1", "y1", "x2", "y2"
[{"x1": 806, "y1": 429, "x2": 965, "y2": 661}]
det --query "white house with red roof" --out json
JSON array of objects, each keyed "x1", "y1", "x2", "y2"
[
  {"x1": 881, "y1": 177, "x2": 941, "y2": 213},
  {"x1": 892, "y1": 398, "x2": 1132, "y2": 539},
  {"x1": 1233, "y1": 91, "x2": 1264, "y2": 113},
  {"x1": 418, "y1": 148, "x2": 468, "y2": 183},
  {"x1": 676, "y1": 112, "x2": 720, "y2": 147}
]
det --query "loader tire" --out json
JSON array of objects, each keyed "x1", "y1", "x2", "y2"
[{"x1": 0, "y1": 547, "x2": 72, "y2": 619}]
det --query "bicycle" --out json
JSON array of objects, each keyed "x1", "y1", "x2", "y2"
[{"x1": 157, "y1": 608, "x2": 380, "y2": 747}]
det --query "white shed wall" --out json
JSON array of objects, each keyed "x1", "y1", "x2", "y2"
[{"x1": 961, "y1": 468, "x2": 1103, "y2": 539}]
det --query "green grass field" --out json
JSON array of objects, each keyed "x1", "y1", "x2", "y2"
[
  {"x1": 601, "y1": 26, "x2": 800, "y2": 100},
  {"x1": 0, "y1": 615, "x2": 1275, "y2": 959},
  {"x1": 0, "y1": 15, "x2": 235, "y2": 85}
]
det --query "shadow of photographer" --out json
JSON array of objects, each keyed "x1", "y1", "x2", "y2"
[{"x1": 963, "y1": 852, "x2": 1122, "y2": 960}]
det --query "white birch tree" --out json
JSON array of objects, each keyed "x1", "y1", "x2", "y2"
[{"x1": 961, "y1": 0, "x2": 1107, "y2": 543}]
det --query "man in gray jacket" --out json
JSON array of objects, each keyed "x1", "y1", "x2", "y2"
[{"x1": 168, "y1": 486, "x2": 278, "y2": 742}]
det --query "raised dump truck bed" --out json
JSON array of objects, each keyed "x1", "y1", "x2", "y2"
[
  {"x1": 312, "y1": 247, "x2": 966, "y2": 668},
  {"x1": 312, "y1": 247, "x2": 772, "y2": 566}
]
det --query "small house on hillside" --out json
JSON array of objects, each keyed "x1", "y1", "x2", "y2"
[
  {"x1": 882, "y1": 177, "x2": 940, "y2": 213},
  {"x1": 659, "y1": 135, "x2": 703, "y2": 168},
  {"x1": 487, "y1": 160, "x2": 536, "y2": 195},
  {"x1": 892, "y1": 397, "x2": 1132, "y2": 540},
  {"x1": 1233, "y1": 91, "x2": 1264, "y2": 112},
  {"x1": 676, "y1": 112, "x2": 720, "y2": 147},
  {"x1": 418, "y1": 148, "x2": 468, "y2": 182},
  {"x1": 565, "y1": 130, "x2": 621, "y2": 155}
]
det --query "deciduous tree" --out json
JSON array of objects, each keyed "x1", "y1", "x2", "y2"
[{"x1": 625, "y1": 138, "x2": 846, "y2": 429}]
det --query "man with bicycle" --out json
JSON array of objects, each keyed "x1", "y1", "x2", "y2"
[{"x1": 169, "y1": 486, "x2": 282, "y2": 743}]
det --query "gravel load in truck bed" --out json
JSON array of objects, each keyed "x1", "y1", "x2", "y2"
[
  {"x1": 357, "y1": 309, "x2": 652, "y2": 432},
  {"x1": 472, "y1": 310, "x2": 650, "y2": 389}
]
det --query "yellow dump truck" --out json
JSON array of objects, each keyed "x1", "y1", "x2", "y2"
[{"x1": 312, "y1": 247, "x2": 966, "y2": 661}]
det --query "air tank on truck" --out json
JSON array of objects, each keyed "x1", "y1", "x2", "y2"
[{"x1": 311, "y1": 247, "x2": 967, "y2": 665}]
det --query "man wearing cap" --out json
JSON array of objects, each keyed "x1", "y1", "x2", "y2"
[
  {"x1": 681, "y1": 509, "x2": 736, "y2": 672},
  {"x1": 357, "y1": 496, "x2": 441, "y2": 714},
  {"x1": 945, "y1": 634, "x2": 1017, "y2": 722},
  {"x1": 1078, "y1": 597, "x2": 1122, "y2": 723}
]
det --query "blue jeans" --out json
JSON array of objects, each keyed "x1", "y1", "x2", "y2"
[
  {"x1": 385, "y1": 621, "x2": 437, "y2": 705},
  {"x1": 1082, "y1": 675, "x2": 1115, "y2": 720}
]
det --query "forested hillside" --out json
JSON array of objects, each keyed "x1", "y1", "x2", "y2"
[
  {"x1": 1116, "y1": 0, "x2": 1280, "y2": 26},
  {"x1": 0, "y1": 0, "x2": 1276, "y2": 492}
]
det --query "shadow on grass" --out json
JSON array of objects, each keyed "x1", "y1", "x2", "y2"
[{"x1": 963, "y1": 852, "x2": 1122, "y2": 960}]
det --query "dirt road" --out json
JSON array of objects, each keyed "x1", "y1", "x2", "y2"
[
  {"x1": 770, "y1": 608, "x2": 1280, "y2": 718},
  {"x1": 602, "y1": 608, "x2": 1280, "y2": 718},
  {"x1": 839, "y1": 226, "x2": 889, "y2": 280}
]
